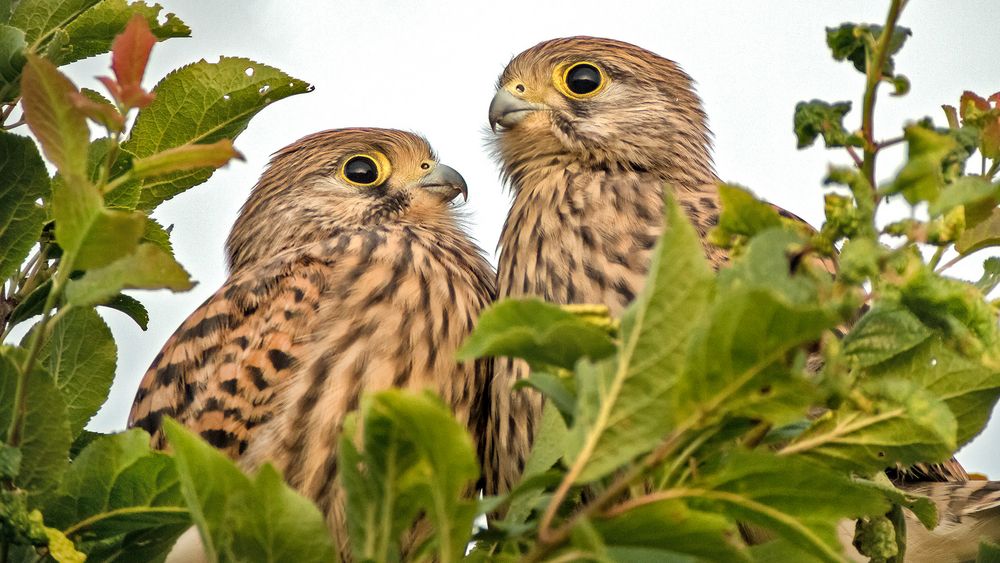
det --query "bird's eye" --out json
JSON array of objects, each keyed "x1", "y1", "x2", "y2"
[
  {"x1": 340, "y1": 154, "x2": 389, "y2": 187},
  {"x1": 560, "y1": 62, "x2": 604, "y2": 98}
]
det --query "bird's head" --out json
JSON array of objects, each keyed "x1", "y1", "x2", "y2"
[
  {"x1": 489, "y1": 37, "x2": 714, "y2": 179},
  {"x1": 226, "y1": 128, "x2": 469, "y2": 271}
]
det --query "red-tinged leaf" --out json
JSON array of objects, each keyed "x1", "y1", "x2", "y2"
[
  {"x1": 982, "y1": 119, "x2": 1000, "y2": 160},
  {"x1": 131, "y1": 140, "x2": 245, "y2": 179},
  {"x1": 96, "y1": 75, "x2": 121, "y2": 101},
  {"x1": 69, "y1": 91, "x2": 125, "y2": 132},
  {"x1": 20, "y1": 55, "x2": 90, "y2": 182},
  {"x1": 990, "y1": 92, "x2": 1000, "y2": 106},
  {"x1": 961, "y1": 91, "x2": 989, "y2": 121},
  {"x1": 110, "y1": 14, "x2": 156, "y2": 109}
]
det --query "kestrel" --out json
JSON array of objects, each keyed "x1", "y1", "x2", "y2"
[
  {"x1": 483, "y1": 37, "x2": 968, "y2": 496},
  {"x1": 128, "y1": 128, "x2": 495, "y2": 556}
]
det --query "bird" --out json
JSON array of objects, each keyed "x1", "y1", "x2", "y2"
[
  {"x1": 128, "y1": 128, "x2": 496, "y2": 557},
  {"x1": 483, "y1": 35, "x2": 970, "y2": 522}
]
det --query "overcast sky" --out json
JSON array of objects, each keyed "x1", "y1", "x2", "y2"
[{"x1": 57, "y1": 1, "x2": 1000, "y2": 475}]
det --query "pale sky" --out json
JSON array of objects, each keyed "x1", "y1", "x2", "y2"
[{"x1": 54, "y1": 1, "x2": 1000, "y2": 475}]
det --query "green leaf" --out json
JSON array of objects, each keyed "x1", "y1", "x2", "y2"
[
  {"x1": 513, "y1": 371, "x2": 576, "y2": 423},
  {"x1": 0, "y1": 442, "x2": 21, "y2": 479},
  {"x1": 975, "y1": 257, "x2": 1000, "y2": 295},
  {"x1": 852, "y1": 477, "x2": 937, "y2": 530},
  {"x1": 163, "y1": 418, "x2": 337, "y2": 563},
  {"x1": 44, "y1": 429, "x2": 188, "y2": 545},
  {"x1": 131, "y1": 139, "x2": 244, "y2": 179},
  {"x1": 676, "y1": 288, "x2": 837, "y2": 428},
  {"x1": 980, "y1": 541, "x2": 1000, "y2": 563},
  {"x1": 370, "y1": 390, "x2": 479, "y2": 561},
  {"x1": 123, "y1": 57, "x2": 311, "y2": 210},
  {"x1": 35, "y1": 307, "x2": 116, "y2": 436},
  {"x1": 7, "y1": 277, "x2": 50, "y2": 328},
  {"x1": 868, "y1": 338, "x2": 1000, "y2": 447},
  {"x1": 842, "y1": 302, "x2": 933, "y2": 368},
  {"x1": 504, "y1": 402, "x2": 568, "y2": 524},
  {"x1": 886, "y1": 125, "x2": 957, "y2": 205},
  {"x1": 20, "y1": 54, "x2": 90, "y2": 182},
  {"x1": 958, "y1": 207, "x2": 1000, "y2": 255},
  {"x1": 58, "y1": 0, "x2": 190, "y2": 66},
  {"x1": 458, "y1": 298, "x2": 615, "y2": 370},
  {"x1": 780, "y1": 378, "x2": 957, "y2": 473},
  {"x1": 713, "y1": 184, "x2": 784, "y2": 243},
  {"x1": 65, "y1": 243, "x2": 194, "y2": 307},
  {"x1": 0, "y1": 131, "x2": 48, "y2": 280},
  {"x1": 8, "y1": 0, "x2": 101, "y2": 43},
  {"x1": 698, "y1": 451, "x2": 889, "y2": 562},
  {"x1": 141, "y1": 216, "x2": 173, "y2": 254},
  {"x1": 594, "y1": 500, "x2": 747, "y2": 561},
  {"x1": 793, "y1": 100, "x2": 862, "y2": 149},
  {"x1": 0, "y1": 24, "x2": 26, "y2": 101},
  {"x1": 102, "y1": 292, "x2": 149, "y2": 330},
  {"x1": 84, "y1": 137, "x2": 139, "y2": 209},
  {"x1": 568, "y1": 197, "x2": 714, "y2": 483},
  {"x1": 0, "y1": 346, "x2": 72, "y2": 504},
  {"x1": 826, "y1": 23, "x2": 911, "y2": 76},
  {"x1": 927, "y1": 176, "x2": 998, "y2": 217},
  {"x1": 717, "y1": 228, "x2": 819, "y2": 304}
]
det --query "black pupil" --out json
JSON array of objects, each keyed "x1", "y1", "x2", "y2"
[
  {"x1": 344, "y1": 156, "x2": 378, "y2": 184},
  {"x1": 566, "y1": 64, "x2": 601, "y2": 95}
]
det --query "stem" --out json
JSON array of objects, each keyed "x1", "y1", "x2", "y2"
[
  {"x1": 845, "y1": 146, "x2": 864, "y2": 168},
  {"x1": 928, "y1": 245, "x2": 948, "y2": 270},
  {"x1": 860, "y1": 0, "x2": 907, "y2": 191},
  {"x1": 0, "y1": 99, "x2": 18, "y2": 126},
  {"x1": 5, "y1": 256, "x2": 72, "y2": 447},
  {"x1": 935, "y1": 252, "x2": 968, "y2": 274},
  {"x1": 986, "y1": 159, "x2": 1000, "y2": 180},
  {"x1": 62, "y1": 506, "x2": 190, "y2": 537}
]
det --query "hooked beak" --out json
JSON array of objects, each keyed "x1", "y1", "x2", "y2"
[
  {"x1": 416, "y1": 163, "x2": 468, "y2": 202},
  {"x1": 489, "y1": 88, "x2": 546, "y2": 132}
]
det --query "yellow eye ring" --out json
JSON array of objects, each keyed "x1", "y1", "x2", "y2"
[
  {"x1": 340, "y1": 152, "x2": 392, "y2": 187},
  {"x1": 554, "y1": 61, "x2": 606, "y2": 99}
]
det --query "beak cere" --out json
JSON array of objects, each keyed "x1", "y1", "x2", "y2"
[
  {"x1": 417, "y1": 163, "x2": 469, "y2": 202},
  {"x1": 488, "y1": 88, "x2": 543, "y2": 132}
]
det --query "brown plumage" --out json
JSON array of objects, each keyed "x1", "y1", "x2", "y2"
[
  {"x1": 128, "y1": 128, "x2": 495, "y2": 556},
  {"x1": 484, "y1": 36, "x2": 967, "y2": 497}
]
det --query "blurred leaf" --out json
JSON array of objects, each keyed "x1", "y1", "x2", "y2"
[
  {"x1": 84, "y1": 137, "x2": 139, "y2": 209},
  {"x1": 65, "y1": 243, "x2": 193, "y2": 307},
  {"x1": 102, "y1": 292, "x2": 149, "y2": 330},
  {"x1": 9, "y1": 0, "x2": 102, "y2": 44},
  {"x1": 842, "y1": 302, "x2": 933, "y2": 368},
  {"x1": 43, "y1": 525, "x2": 86, "y2": 562},
  {"x1": 568, "y1": 197, "x2": 714, "y2": 483},
  {"x1": 0, "y1": 442, "x2": 21, "y2": 478},
  {"x1": 781, "y1": 379, "x2": 956, "y2": 474},
  {"x1": 163, "y1": 418, "x2": 336, "y2": 563},
  {"x1": 124, "y1": 57, "x2": 311, "y2": 210},
  {"x1": 713, "y1": 184, "x2": 784, "y2": 248},
  {"x1": 51, "y1": 171, "x2": 145, "y2": 269},
  {"x1": 505, "y1": 402, "x2": 568, "y2": 524},
  {"x1": 58, "y1": 0, "x2": 189, "y2": 65},
  {"x1": 928, "y1": 176, "x2": 999, "y2": 218},
  {"x1": 67, "y1": 429, "x2": 102, "y2": 458},
  {"x1": 698, "y1": 451, "x2": 888, "y2": 562},
  {"x1": 980, "y1": 541, "x2": 1000, "y2": 563},
  {"x1": 852, "y1": 477, "x2": 937, "y2": 530},
  {"x1": 793, "y1": 100, "x2": 862, "y2": 149},
  {"x1": 376, "y1": 390, "x2": 480, "y2": 560},
  {"x1": 869, "y1": 338, "x2": 1000, "y2": 447},
  {"x1": 886, "y1": 125, "x2": 956, "y2": 205},
  {"x1": 975, "y1": 257, "x2": 1000, "y2": 295},
  {"x1": 20, "y1": 54, "x2": 89, "y2": 182},
  {"x1": 44, "y1": 429, "x2": 188, "y2": 546},
  {"x1": 0, "y1": 346, "x2": 72, "y2": 504},
  {"x1": 0, "y1": 24, "x2": 26, "y2": 101},
  {"x1": 35, "y1": 307, "x2": 116, "y2": 436},
  {"x1": 826, "y1": 23, "x2": 911, "y2": 76},
  {"x1": 896, "y1": 263, "x2": 998, "y2": 354},
  {"x1": 69, "y1": 88, "x2": 123, "y2": 132},
  {"x1": 676, "y1": 288, "x2": 837, "y2": 427},
  {"x1": 131, "y1": 139, "x2": 244, "y2": 179},
  {"x1": 458, "y1": 298, "x2": 615, "y2": 370},
  {"x1": 958, "y1": 207, "x2": 1000, "y2": 255},
  {"x1": 717, "y1": 228, "x2": 818, "y2": 304},
  {"x1": 7, "y1": 278, "x2": 51, "y2": 327},
  {"x1": 594, "y1": 500, "x2": 747, "y2": 561},
  {"x1": 513, "y1": 371, "x2": 576, "y2": 423},
  {"x1": 0, "y1": 131, "x2": 48, "y2": 280}
]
